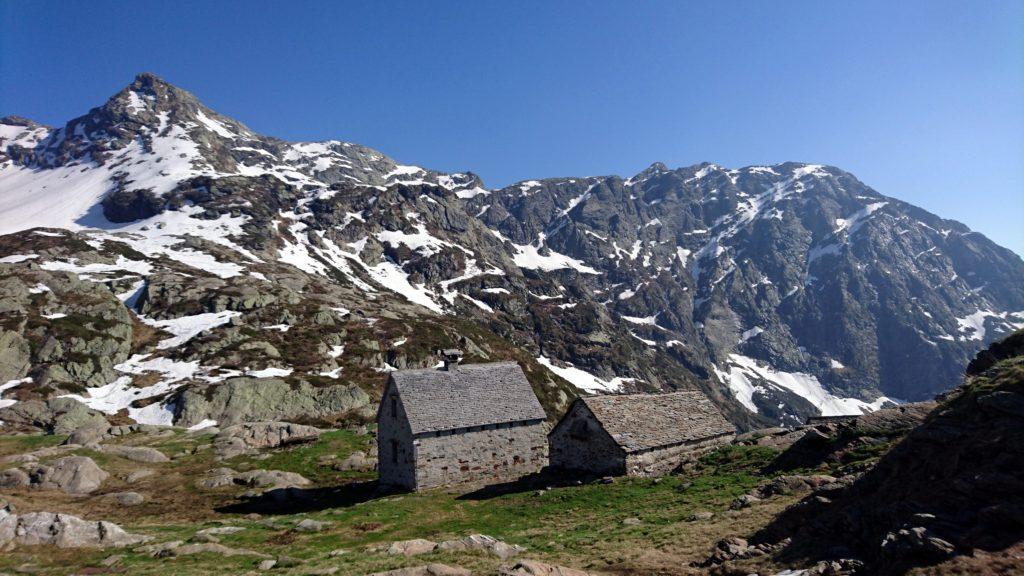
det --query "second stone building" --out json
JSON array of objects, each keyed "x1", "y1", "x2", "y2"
[{"x1": 548, "y1": 390, "x2": 735, "y2": 477}]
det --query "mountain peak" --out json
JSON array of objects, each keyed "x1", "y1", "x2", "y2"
[
  {"x1": 132, "y1": 71, "x2": 170, "y2": 89},
  {"x1": 0, "y1": 115, "x2": 48, "y2": 129}
]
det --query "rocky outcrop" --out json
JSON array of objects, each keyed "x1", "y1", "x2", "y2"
[
  {"x1": 383, "y1": 538, "x2": 439, "y2": 557},
  {"x1": 100, "y1": 445, "x2": 170, "y2": 463},
  {"x1": 366, "y1": 565, "x2": 471, "y2": 576},
  {"x1": 23, "y1": 455, "x2": 109, "y2": 494},
  {"x1": 748, "y1": 331, "x2": 1024, "y2": 575},
  {"x1": 0, "y1": 508, "x2": 148, "y2": 549},
  {"x1": 332, "y1": 449, "x2": 377, "y2": 472},
  {"x1": 0, "y1": 270, "x2": 134, "y2": 392},
  {"x1": 173, "y1": 378, "x2": 370, "y2": 428},
  {"x1": 0, "y1": 398, "x2": 108, "y2": 435},
  {"x1": 212, "y1": 421, "x2": 321, "y2": 459},
  {"x1": 436, "y1": 534, "x2": 525, "y2": 560},
  {"x1": 197, "y1": 467, "x2": 310, "y2": 490},
  {"x1": 500, "y1": 560, "x2": 597, "y2": 576},
  {"x1": 375, "y1": 535, "x2": 524, "y2": 560}
]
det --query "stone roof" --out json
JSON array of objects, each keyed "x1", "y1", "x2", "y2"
[
  {"x1": 390, "y1": 361, "x2": 546, "y2": 435},
  {"x1": 578, "y1": 391, "x2": 734, "y2": 453}
]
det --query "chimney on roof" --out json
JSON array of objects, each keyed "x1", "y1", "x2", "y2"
[{"x1": 440, "y1": 349, "x2": 463, "y2": 371}]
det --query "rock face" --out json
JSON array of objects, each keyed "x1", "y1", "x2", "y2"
[
  {"x1": 0, "y1": 398, "x2": 108, "y2": 435},
  {"x1": 173, "y1": 379, "x2": 370, "y2": 428},
  {"x1": 0, "y1": 509, "x2": 148, "y2": 549},
  {"x1": 751, "y1": 331, "x2": 1024, "y2": 575}
]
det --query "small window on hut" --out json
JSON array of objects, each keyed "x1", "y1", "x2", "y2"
[{"x1": 390, "y1": 397, "x2": 397, "y2": 418}]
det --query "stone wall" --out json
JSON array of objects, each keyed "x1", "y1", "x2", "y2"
[
  {"x1": 623, "y1": 432, "x2": 734, "y2": 477},
  {"x1": 547, "y1": 402, "x2": 625, "y2": 476},
  {"x1": 413, "y1": 419, "x2": 547, "y2": 490},
  {"x1": 377, "y1": 383, "x2": 416, "y2": 490}
]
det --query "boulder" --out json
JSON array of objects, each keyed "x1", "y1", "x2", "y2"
[
  {"x1": 385, "y1": 538, "x2": 439, "y2": 556},
  {"x1": 729, "y1": 494, "x2": 761, "y2": 510},
  {"x1": 29, "y1": 455, "x2": 108, "y2": 494},
  {"x1": 2, "y1": 511, "x2": 148, "y2": 548},
  {"x1": 198, "y1": 468, "x2": 238, "y2": 489},
  {"x1": 880, "y1": 526, "x2": 956, "y2": 561},
  {"x1": 0, "y1": 468, "x2": 30, "y2": 489},
  {"x1": 101, "y1": 445, "x2": 170, "y2": 463},
  {"x1": 333, "y1": 450, "x2": 377, "y2": 472},
  {"x1": 125, "y1": 469, "x2": 155, "y2": 483},
  {"x1": 196, "y1": 526, "x2": 246, "y2": 537},
  {"x1": 64, "y1": 422, "x2": 110, "y2": 446},
  {"x1": 436, "y1": 534, "x2": 524, "y2": 559},
  {"x1": 173, "y1": 378, "x2": 370, "y2": 428},
  {"x1": 500, "y1": 560, "x2": 595, "y2": 576},
  {"x1": 168, "y1": 542, "x2": 271, "y2": 558},
  {"x1": 0, "y1": 331, "x2": 30, "y2": 384},
  {"x1": 294, "y1": 518, "x2": 331, "y2": 532},
  {"x1": 686, "y1": 511, "x2": 714, "y2": 521},
  {"x1": 234, "y1": 469, "x2": 311, "y2": 489},
  {"x1": 213, "y1": 421, "x2": 321, "y2": 459},
  {"x1": 367, "y1": 565, "x2": 471, "y2": 576},
  {"x1": 106, "y1": 492, "x2": 145, "y2": 506},
  {"x1": 757, "y1": 475, "x2": 837, "y2": 498},
  {"x1": 0, "y1": 398, "x2": 108, "y2": 435}
]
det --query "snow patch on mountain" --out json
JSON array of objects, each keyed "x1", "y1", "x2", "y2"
[
  {"x1": 512, "y1": 242, "x2": 599, "y2": 274},
  {"x1": 713, "y1": 354, "x2": 891, "y2": 416},
  {"x1": 141, "y1": 310, "x2": 241, "y2": 349},
  {"x1": 537, "y1": 356, "x2": 637, "y2": 393}
]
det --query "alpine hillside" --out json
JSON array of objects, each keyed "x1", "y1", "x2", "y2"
[{"x1": 2, "y1": 73, "x2": 1022, "y2": 430}]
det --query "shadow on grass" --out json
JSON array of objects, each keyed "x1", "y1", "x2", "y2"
[
  {"x1": 456, "y1": 468, "x2": 602, "y2": 501},
  {"x1": 214, "y1": 480, "x2": 400, "y2": 515}
]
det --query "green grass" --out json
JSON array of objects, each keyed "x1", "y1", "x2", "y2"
[
  {"x1": 0, "y1": 433, "x2": 66, "y2": 457},
  {"x1": 228, "y1": 429, "x2": 376, "y2": 484},
  {"x1": 0, "y1": 436, "x2": 790, "y2": 575}
]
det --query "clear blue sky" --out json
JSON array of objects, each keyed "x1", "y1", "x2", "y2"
[{"x1": 2, "y1": 1, "x2": 1022, "y2": 255}]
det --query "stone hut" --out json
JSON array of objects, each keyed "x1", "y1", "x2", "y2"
[
  {"x1": 548, "y1": 391, "x2": 735, "y2": 477},
  {"x1": 377, "y1": 357, "x2": 548, "y2": 491}
]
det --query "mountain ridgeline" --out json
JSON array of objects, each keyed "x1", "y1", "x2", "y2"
[{"x1": 1, "y1": 73, "x2": 1022, "y2": 430}]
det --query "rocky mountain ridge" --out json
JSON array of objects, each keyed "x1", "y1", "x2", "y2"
[{"x1": 2, "y1": 73, "x2": 1023, "y2": 430}]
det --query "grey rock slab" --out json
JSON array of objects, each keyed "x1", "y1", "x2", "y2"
[
  {"x1": 234, "y1": 469, "x2": 311, "y2": 489},
  {"x1": 101, "y1": 445, "x2": 170, "y2": 463},
  {"x1": 436, "y1": 534, "x2": 525, "y2": 559},
  {"x1": 367, "y1": 565, "x2": 471, "y2": 576},
  {"x1": 125, "y1": 469, "x2": 155, "y2": 483},
  {"x1": 170, "y1": 542, "x2": 272, "y2": 558},
  {"x1": 64, "y1": 423, "x2": 109, "y2": 446},
  {"x1": 30, "y1": 455, "x2": 108, "y2": 494},
  {"x1": 106, "y1": 491, "x2": 145, "y2": 506},
  {"x1": 500, "y1": 560, "x2": 595, "y2": 576},
  {"x1": 0, "y1": 468, "x2": 30, "y2": 489},
  {"x1": 385, "y1": 538, "x2": 438, "y2": 556},
  {"x1": 294, "y1": 518, "x2": 331, "y2": 532},
  {"x1": 8, "y1": 512, "x2": 148, "y2": 548}
]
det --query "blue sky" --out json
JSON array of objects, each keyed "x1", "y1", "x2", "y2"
[{"x1": 2, "y1": 1, "x2": 1022, "y2": 255}]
